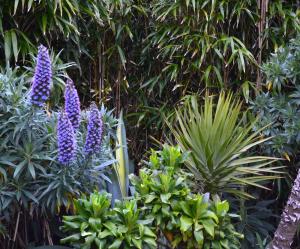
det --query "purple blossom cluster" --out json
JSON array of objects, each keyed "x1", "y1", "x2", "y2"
[
  {"x1": 30, "y1": 45, "x2": 52, "y2": 106},
  {"x1": 65, "y1": 79, "x2": 81, "y2": 130},
  {"x1": 57, "y1": 112, "x2": 76, "y2": 165},
  {"x1": 84, "y1": 103, "x2": 103, "y2": 155},
  {"x1": 31, "y1": 44, "x2": 104, "y2": 163}
]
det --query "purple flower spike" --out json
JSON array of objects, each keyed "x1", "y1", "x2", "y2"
[
  {"x1": 30, "y1": 45, "x2": 52, "y2": 107},
  {"x1": 65, "y1": 79, "x2": 81, "y2": 130},
  {"x1": 57, "y1": 112, "x2": 76, "y2": 165},
  {"x1": 84, "y1": 103, "x2": 103, "y2": 155}
]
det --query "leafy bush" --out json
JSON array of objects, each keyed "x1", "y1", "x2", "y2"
[
  {"x1": 131, "y1": 146, "x2": 191, "y2": 233},
  {"x1": 61, "y1": 192, "x2": 157, "y2": 249},
  {"x1": 249, "y1": 36, "x2": 300, "y2": 248},
  {"x1": 143, "y1": 0, "x2": 257, "y2": 92},
  {"x1": 229, "y1": 197, "x2": 276, "y2": 249},
  {"x1": 251, "y1": 36, "x2": 300, "y2": 161},
  {"x1": 169, "y1": 93, "x2": 281, "y2": 198},
  {"x1": 131, "y1": 145, "x2": 243, "y2": 249},
  {"x1": 61, "y1": 146, "x2": 242, "y2": 249},
  {"x1": 178, "y1": 195, "x2": 242, "y2": 249},
  {"x1": 0, "y1": 55, "x2": 116, "y2": 247}
]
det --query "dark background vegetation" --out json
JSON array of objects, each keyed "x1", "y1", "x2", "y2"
[{"x1": 1, "y1": 0, "x2": 299, "y2": 161}]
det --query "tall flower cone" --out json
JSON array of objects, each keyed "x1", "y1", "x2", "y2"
[
  {"x1": 57, "y1": 111, "x2": 76, "y2": 165},
  {"x1": 30, "y1": 45, "x2": 52, "y2": 106},
  {"x1": 65, "y1": 79, "x2": 81, "y2": 130},
  {"x1": 84, "y1": 102, "x2": 103, "y2": 155}
]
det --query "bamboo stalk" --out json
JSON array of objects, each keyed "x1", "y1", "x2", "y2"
[{"x1": 256, "y1": 0, "x2": 269, "y2": 90}]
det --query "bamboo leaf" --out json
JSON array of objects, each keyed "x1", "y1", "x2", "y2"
[
  {"x1": 117, "y1": 46, "x2": 126, "y2": 70},
  {"x1": 4, "y1": 31, "x2": 12, "y2": 64},
  {"x1": 11, "y1": 31, "x2": 18, "y2": 61},
  {"x1": 14, "y1": 0, "x2": 20, "y2": 15}
]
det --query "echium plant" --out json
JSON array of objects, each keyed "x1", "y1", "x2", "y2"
[
  {"x1": 30, "y1": 45, "x2": 52, "y2": 106},
  {"x1": 57, "y1": 111, "x2": 76, "y2": 165},
  {"x1": 84, "y1": 102, "x2": 103, "y2": 155},
  {"x1": 64, "y1": 79, "x2": 81, "y2": 130},
  {"x1": 0, "y1": 52, "x2": 117, "y2": 249}
]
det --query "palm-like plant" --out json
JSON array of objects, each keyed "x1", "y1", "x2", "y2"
[{"x1": 169, "y1": 93, "x2": 282, "y2": 198}]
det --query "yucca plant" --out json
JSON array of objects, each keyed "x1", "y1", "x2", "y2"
[{"x1": 169, "y1": 93, "x2": 282, "y2": 198}]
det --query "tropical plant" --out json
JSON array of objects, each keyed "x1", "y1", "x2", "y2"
[
  {"x1": 178, "y1": 195, "x2": 242, "y2": 249},
  {"x1": 61, "y1": 191, "x2": 157, "y2": 249},
  {"x1": 130, "y1": 147, "x2": 191, "y2": 235},
  {"x1": 249, "y1": 35, "x2": 300, "y2": 249},
  {"x1": 131, "y1": 145, "x2": 243, "y2": 248},
  {"x1": 106, "y1": 109, "x2": 134, "y2": 204},
  {"x1": 169, "y1": 93, "x2": 281, "y2": 198},
  {"x1": 114, "y1": 111, "x2": 130, "y2": 197},
  {"x1": 229, "y1": 197, "x2": 276, "y2": 248},
  {"x1": 0, "y1": 0, "x2": 142, "y2": 107},
  {"x1": 251, "y1": 36, "x2": 300, "y2": 161},
  {"x1": 0, "y1": 50, "x2": 116, "y2": 248}
]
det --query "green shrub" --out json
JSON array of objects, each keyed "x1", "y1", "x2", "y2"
[
  {"x1": 249, "y1": 36, "x2": 300, "y2": 248},
  {"x1": 130, "y1": 146, "x2": 191, "y2": 232},
  {"x1": 61, "y1": 192, "x2": 157, "y2": 249},
  {"x1": 61, "y1": 146, "x2": 242, "y2": 249},
  {"x1": 0, "y1": 60, "x2": 117, "y2": 247},
  {"x1": 251, "y1": 36, "x2": 300, "y2": 161},
  {"x1": 178, "y1": 195, "x2": 242, "y2": 249},
  {"x1": 131, "y1": 145, "x2": 243, "y2": 249}
]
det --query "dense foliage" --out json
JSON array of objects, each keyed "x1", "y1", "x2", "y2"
[
  {"x1": 133, "y1": 146, "x2": 243, "y2": 249},
  {"x1": 61, "y1": 192, "x2": 157, "y2": 249},
  {"x1": 0, "y1": 1, "x2": 299, "y2": 161},
  {"x1": 249, "y1": 35, "x2": 300, "y2": 248},
  {"x1": 0, "y1": 54, "x2": 116, "y2": 248},
  {"x1": 252, "y1": 36, "x2": 300, "y2": 162},
  {"x1": 62, "y1": 146, "x2": 243, "y2": 249},
  {"x1": 170, "y1": 93, "x2": 281, "y2": 198},
  {"x1": 1, "y1": 1, "x2": 300, "y2": 249}
]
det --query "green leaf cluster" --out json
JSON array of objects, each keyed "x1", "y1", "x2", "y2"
[
  {"x1": 177, "y1": 195, "x2": 242, "y2": 249},
  {"x1": 0, "y1": 62, "x2": 117, "y2": 247},
  {"x1": 131, "y1": 145, "x2": 243, "y2": 248},
  {"x1": 169, "y1": 93, "x2": 282, "y2": 198},
  {"x1": 0, "y1": 66, "x2": 114, "y2": 213},
  {"x1": 61, "y1": 192, "x2": 157, "y2": 249},
  {"x1": 251, "y1": 36, "x2": 300, "y2": 160}
]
